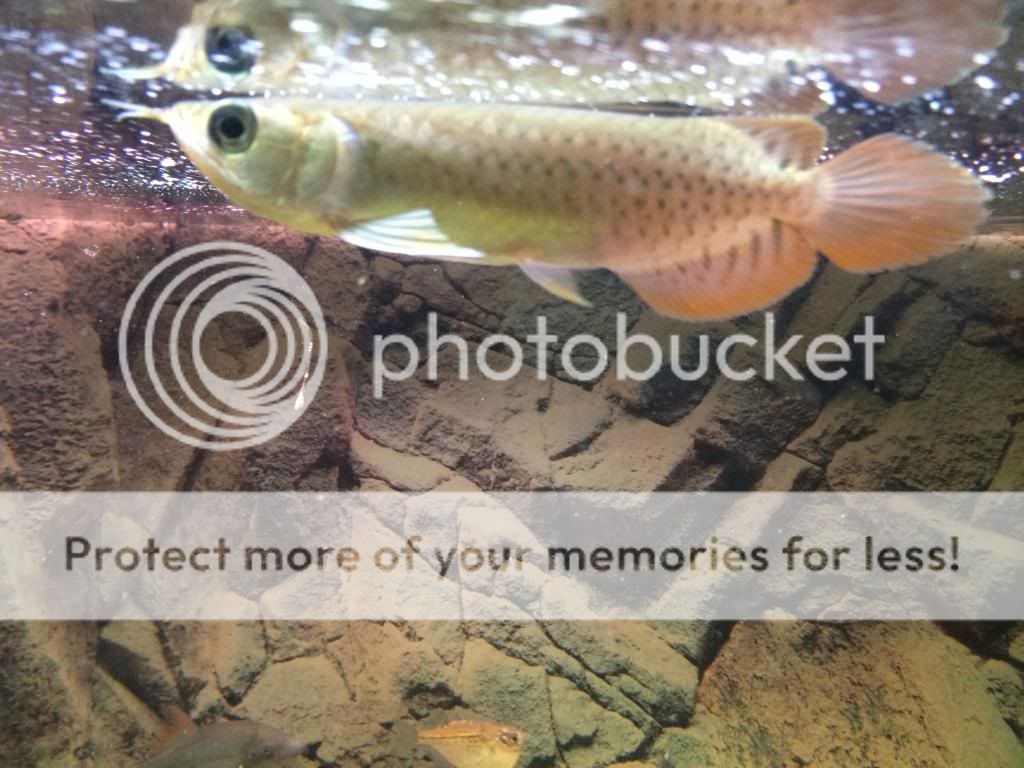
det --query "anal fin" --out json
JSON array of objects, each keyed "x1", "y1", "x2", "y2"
[{"x1": 618, "y1": 221, "x2": 819, "y2": 320}]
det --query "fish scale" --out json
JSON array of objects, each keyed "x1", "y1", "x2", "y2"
[
  {"x1": 338, "y1": 103, "x2": 802, "y2": 270},
  {"x1": 604, "y1": 0, "x2": 818, "y2": 41}
]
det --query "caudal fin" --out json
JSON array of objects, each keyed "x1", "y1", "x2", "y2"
[
  {"x1": 804, "y1": 134, "x2": 989, "y2": 272},
  {"x1": 820, "y1": 0, "x2": 1008, "y2": 103}
]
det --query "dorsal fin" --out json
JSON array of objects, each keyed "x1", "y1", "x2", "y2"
[
  {"x1": 721, "y1": 117, "x2": 827, "y2": 170},
  {"x1": 739, "y1": 74, "x2": 831, "y2": 117}
]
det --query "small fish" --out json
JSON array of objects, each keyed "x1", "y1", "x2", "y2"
[
  {"x1": 418, "y1": 719, "x2": 525, "y2": 768},
  {"x1": 115, "y1": 98, "x2": 989, "y2": 320},
  {"x1": 143, "y1": 718, "x2": 317, "y2": 768},
  {"x1": 108, "y1": 0, "x2": 1008, "y2": 113}
]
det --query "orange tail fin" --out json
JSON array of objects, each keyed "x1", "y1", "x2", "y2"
[
  {"x1": 819, "y1": 0, "x2": 1008, "y2": 103},
  {"x1": 804, "y1": 134, "x2": 990, "y2": 273}
]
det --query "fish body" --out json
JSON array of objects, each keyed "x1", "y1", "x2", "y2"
[
  {"x1": 418, "y1": 719, "x2": 525, "y2": 768},
  {"x1": 123, "y1": 97, "x2": 989, "y2": 319},
  {"x1": 143, "y1": 720, "x2": 308, "y2": 768},
  {"x1": 112, "y1": 0, "x2": 1008, "y2": 112}
]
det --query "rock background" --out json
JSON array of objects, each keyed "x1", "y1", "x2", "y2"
[{"x1": 0, "y1": 214, "x2": 1022, "y2": 766}]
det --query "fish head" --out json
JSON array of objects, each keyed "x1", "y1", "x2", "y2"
[
  {"x1": 418, "y1": 720, "x2": 525, "y2": 768},
  {"x1": 109, "y1": 0, "x2": 348, "y2": 90},
  {"x1": 120, "y1": 98, "x2": 361, "y2": 235},
  {"x1": 242, "y1": 722, "x2": 310, "y2": 764}
]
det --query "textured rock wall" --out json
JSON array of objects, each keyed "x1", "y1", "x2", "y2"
[
  {"x1": 9, "y1": 221, "x2": 1022, "y2": 495},
  {"x1": 0, "y1": 214, "x2": 1022, "y2": 766}
]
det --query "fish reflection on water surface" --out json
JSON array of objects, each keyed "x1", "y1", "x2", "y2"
[
  {"x1": 116, "y1": 98, "x2": 990, "y2": 320},
  {"x1": 111, "y1": 0, "x2": 1009, "y2": 113}
]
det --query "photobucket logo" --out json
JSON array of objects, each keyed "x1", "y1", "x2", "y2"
[
  {"x1": 374, "y1": 313, "x2": 885, "y2": 397},
  {"x1": 119, "y1": 242, "x2": 327, "y2": 450}
]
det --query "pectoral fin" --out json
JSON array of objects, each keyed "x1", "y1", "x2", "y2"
[
  {"x1": 520, "y1": 263, "x2": 591, "y2": 306},
  {"x1": 341, "y1": 209, "x2": 486, "y2": 260}
]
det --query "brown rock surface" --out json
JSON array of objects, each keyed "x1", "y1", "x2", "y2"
[
  {"x1": 697, "y1": 622, "x2": 1024, "y2": 768},
  {"x1": 2, "y1": 220, "x2": 1023, "y2": 765}
]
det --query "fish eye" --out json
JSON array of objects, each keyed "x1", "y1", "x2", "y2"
[
  {"x1": 500, "y1": 731, "x2": 520, "y2": 746},
  {"x1": 205, "y1": 25, "x2": 259, "y2": 74},
  {"x1": 208, "y1": 104, "x2": 257, "y2": 154}
]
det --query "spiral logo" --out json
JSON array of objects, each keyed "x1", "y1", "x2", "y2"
[{"x1": 119, "y1": 242, "x2": 327, "y2": 451}]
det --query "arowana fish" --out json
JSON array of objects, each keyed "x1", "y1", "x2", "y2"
[
  {"x1": 110, "y1": 0, "x2": 1008, "y2": 113},
  {"x1": 143, "y1": 718, "x2": 318, "y2": 768},
  {"x1": 418, "y1": 719, "x2": 525, "y2": 768},
  {"x1": 116, "y1": 98, "x2": 989, "y2": 320}
]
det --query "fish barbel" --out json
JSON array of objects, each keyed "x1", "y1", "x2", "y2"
[
  {"x1": 116, "y1": 97, "x2": 989, "y2": 319},
  {"x1": 143, "y1": 719, "x2": 314, "y2": 768},
  {"x1": 109, "y1": 0, "x2": 1008, "y2": 113},
  {"x1": 418, "y1": 719, "x2": 525, "y2": 768}
]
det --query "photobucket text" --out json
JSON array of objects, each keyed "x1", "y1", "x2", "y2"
[{"x1": 373, "y1": 313, "x2": 884, "y2": 397}]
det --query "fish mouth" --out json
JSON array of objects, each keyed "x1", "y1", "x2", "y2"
[
  {"x1": 102, "y1": 99, "x2": 168, "y2": 124},
  {"x1": 101, "y1": 62, "x2": 168, "y2": 83},
  {"x1": 100, "y1": 24, "x2": 209, "y2": 85}
]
